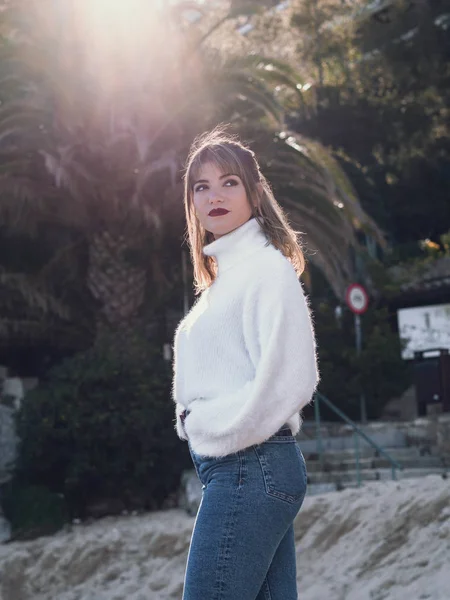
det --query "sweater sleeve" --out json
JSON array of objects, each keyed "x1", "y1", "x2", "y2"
[
  {"x1": 172, "y1": 325, "x2": 188, "y2": 441},
  {"x1": 175, "y1": 403, "x2": 188, "y2": 441},
  {"x1": 184, "y1": 263, "x2": 319, "y2": 457}
]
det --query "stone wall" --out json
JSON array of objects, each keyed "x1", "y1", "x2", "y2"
[
  {"x1": 0, "y1": 405, "x2": 18, "y2": 484},
  {"x1": 299, "y1": 414, "x2": 450, "y2": 456},
  {"x1": 0, "y1": 405, "x2": 19, "y2": 542},
  {"x1": 403, "y1": 414, "x2": 450, "y2": 455}
]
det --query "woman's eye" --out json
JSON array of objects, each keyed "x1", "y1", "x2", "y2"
[
  {"x1": 194, "y1": 184, "x2": 207, "y2": 193},
  {"x1": 224, "y1": 179, "x2": 239, "y2": 187}
]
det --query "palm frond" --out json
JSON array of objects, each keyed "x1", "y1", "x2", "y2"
[
  {"x1": 0, "y1": 270, "x2": 70, "y2": 320},
  {"x1": 239, "y1": 126, "x2": 385, "y2": 296},
  {"x1": 0, "y1": 318, "x2": 88, "y2": 350},
  {"x1": 230, "y1": 54, "x2": 306, "y2": 83},
  {"x1": 214, "y1": 76, "x2": 283, "y2": 125},
  {"x1": 293, "y1": 138, "x2": 386, "y2": 245},
  {"x1": 0, "y1": 176, "x2": 55, "y2": 211},
  {"x1": 0, "y1": 0, "x2": 385, "y2": 301}
]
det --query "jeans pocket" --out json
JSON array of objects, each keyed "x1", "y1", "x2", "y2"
[{"x1": 254, "y1": 440, "x2": 307, "y2": 504}]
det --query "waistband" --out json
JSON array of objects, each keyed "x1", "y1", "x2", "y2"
[
  {"x1": 274, "y1": 425, "x2": 293, "y2": 437},
  {"x1": 180, "y1": 409, "x2": 292, "y2": 437}
]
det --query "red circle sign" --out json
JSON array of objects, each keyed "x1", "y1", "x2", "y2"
[{"x1": 346, "y1": 284, "x2": 369, "y2": 314}]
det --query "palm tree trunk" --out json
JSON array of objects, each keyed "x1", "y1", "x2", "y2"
[{"x1": 87, "y1": 230, "x2": 147, "y2": 345}]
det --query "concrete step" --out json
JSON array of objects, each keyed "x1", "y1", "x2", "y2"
[
  {"x1": 305, "y1": 455, "x2": 444, "y2": 472},
  {"x1": 339, "y1": 469, "x2": 449, "y2": 489},
  {"x1": 300, "y1": 445, "x2": 440, "y2": 462},
  {"x1": 386, "y1": 468, "x2": 448, "y2": 481},
  {"x1": 306, "y1": 470, "x2": 448, "y2": 496},
  {"x1": 305, "y1": 457, "x2": 373, "y2": 473},
  {"x1": 306, "y1": 467, "x2": 447, "y2": 485},
  {"x1": 306, "y1": 482, "x2": 337, "y2": 496},
  {"x1": 297, "y1": 429, "x2": 407, "y2": 453},
  {"x1": 372, "y1": 456, "x2": 444, "y2": 469}
]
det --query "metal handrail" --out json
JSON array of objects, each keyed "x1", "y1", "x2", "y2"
[{"x1": 314, "y1": 392, "x2": 403, "y2": 486}]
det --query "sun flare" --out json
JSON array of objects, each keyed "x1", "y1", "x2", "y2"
[
  {"x1": 76, "y1": 0, "x2": 162, "y2": 53},
  {"x1": 83, "y1": 0, "x2": 158, "y2": 31},
  {"x1": 70, "y1": 0, "x2": 167, "y2": 85}
]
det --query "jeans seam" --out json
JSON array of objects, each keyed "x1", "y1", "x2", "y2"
[
  {"x1": 238, "y1": 450, "x2": 246, "y2": 489},
  {"x1": 213, "y1": 467, "x2": 243, "y2": 599},
  {"x1": 296, "y1": 446, "x2": 308, "y2": 485},
  {"x1": 262, "y1": 577, "x2": 272, "y2": 600},
  {"x1": 238, "y1": 450, "x2": 242, "y2": 487}
]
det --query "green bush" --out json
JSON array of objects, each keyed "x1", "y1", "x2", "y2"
[
  {"x1": 311, "y1": 303, "x2": 411, "y2": 421},
  {"x1": 1, "y1": 481, "x2": 68, "y2": 540},
  {"x1": 12, "y1": 334, "x2": 190, "y2": 521}
]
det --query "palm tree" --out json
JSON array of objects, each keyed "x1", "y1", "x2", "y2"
[
  {"x1": 0, "y1": 0, "x2": 383, "y2": 346},
  {"x1": 0, "y1": 1, "x2": 294, "y2": 341}
]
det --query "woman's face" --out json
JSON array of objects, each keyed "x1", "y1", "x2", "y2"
[{"x1": 192, "y1": 162, "x2": 253, "y2": 240}]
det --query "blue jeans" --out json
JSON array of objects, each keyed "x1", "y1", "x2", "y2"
[{"x1": 183, "y1": 426, "x2": 307, "y2": 600}]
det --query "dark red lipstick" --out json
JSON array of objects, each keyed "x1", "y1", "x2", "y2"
[{"x1": 208, "y1": 208, "x2": 230, "y2": 217}]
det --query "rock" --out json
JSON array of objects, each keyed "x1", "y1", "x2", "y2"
[
  {"x1": 2, "y1": 377, "x2": 24, "y2": 412},
  {"x1": 437, "y1": 414, "x2": 450, "y2": 455},
  {"x1": 0, "y1": 405, "x2": 20, "y2": 543},
  {"x1": 178, "y1": 470, "x2": 202, "y2": 516},
  {"x1": 0, "y1": 405, "x2": 19, "y2": 485},
  {"x1": 85, "y1": 498, "x2": 127, "y2": 519},
  {"x1": 0, "y1": 515, "x2": 11, "y2": 543}
]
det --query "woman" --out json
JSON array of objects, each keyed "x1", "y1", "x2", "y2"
[{"x1": 172, "y1": 128, "x2": 319, "y2": 600}]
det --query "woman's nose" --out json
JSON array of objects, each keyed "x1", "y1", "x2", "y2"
[{"x1": 208, "y1": 190, "x2": 223, "y2": 204}]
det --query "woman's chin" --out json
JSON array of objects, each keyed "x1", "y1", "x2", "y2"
[
  {"x1": 206, "y1": 223, "x2": 232, "y2": 239},
  {"x1": 206, "y1": 218, "x2": 250, "y2": 239}
]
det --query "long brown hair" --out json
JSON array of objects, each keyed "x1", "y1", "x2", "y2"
[{"x1": 184, "y1": 127, "x2": 305, "y2": 294}]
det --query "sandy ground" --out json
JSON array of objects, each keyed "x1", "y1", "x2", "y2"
[{"x1": 0, "y1": 475, "x2": 449, "y2": 600}]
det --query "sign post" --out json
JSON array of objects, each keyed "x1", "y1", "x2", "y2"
[{"x1": 346, "y1": 284, "x2": 369, "y2": 423}]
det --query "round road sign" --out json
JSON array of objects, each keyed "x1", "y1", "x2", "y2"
[{"x1": 346, "y1": 284, "x2": 369, "y2": 314}]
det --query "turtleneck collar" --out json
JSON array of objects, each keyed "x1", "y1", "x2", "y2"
[{"x1": 203, "y1": 217, "x2": 268, "y2": 275}]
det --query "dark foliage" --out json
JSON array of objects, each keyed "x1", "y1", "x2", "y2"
[
  {"x1": 290, "y1": 0, "x2": 450, "y2": 246},
  {"x1": 1, "y1": 482, "x2": 68, "y2": 541},
  {"x1": 308, "y1": 298, "x2": 411, "y2": 421},
  {"x1": 11, "y1": 334, "x2": 190, "y2": 524}
]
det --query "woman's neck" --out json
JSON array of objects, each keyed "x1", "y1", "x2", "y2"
[{"x1": 203, "y1": 218, "x2": 267, "y2": 275}]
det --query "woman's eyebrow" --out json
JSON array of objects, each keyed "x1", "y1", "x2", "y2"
[{"x1": 193, "y1": 173, "x2": 237, "y2": 186}]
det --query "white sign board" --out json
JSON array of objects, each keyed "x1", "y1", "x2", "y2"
[{"x1": 397, "y1": 303, "x2": 450, "y2": 360}]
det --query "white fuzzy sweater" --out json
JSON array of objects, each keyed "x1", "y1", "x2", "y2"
[{"x1": 172, "y1": 218, "x2": 319, "y2": 457}]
